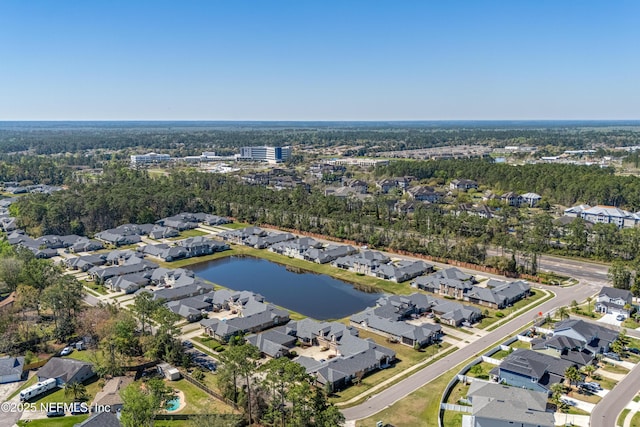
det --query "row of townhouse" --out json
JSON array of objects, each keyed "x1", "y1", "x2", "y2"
[
  {"x1": 6, "y1": 229, "x2": 104, "y2": 258},
  {"x1": 350, "y1": 293, "x2": 443, "y2": 347},
  {"x1": 564, "y1": 204, "x2": 640, "y2": 228},
  {"x1": 332, "y1": 250, "x2": 434, "y2": 283},
  {"x1": 411, "y1": 268, "x2": 530, "y2": 310},
  {"x1": 138, "y1": 236, "x2": 229, "y2": 262},
  {"x1": 95, "y1": 212, "x2": 232, "y2": 246},
  {"x1": 245, "y1": 318, "x2": 396, "y2": 392}
]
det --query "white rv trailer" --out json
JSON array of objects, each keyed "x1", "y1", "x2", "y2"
[{"x1": 19, "y1": 378, "x2": 57, "y2": 401}]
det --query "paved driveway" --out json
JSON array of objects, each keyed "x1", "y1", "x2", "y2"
[{"x1": 598, "y1": 313, "x2": 623, "y2": 327}]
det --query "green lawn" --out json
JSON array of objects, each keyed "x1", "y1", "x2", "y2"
[
  {"x1": 465, "y1": 361, "x2": 495, "y2": 379},
  {"x1": 220, "y1": 222, "x2": 251, "y2": 230},
  {"x1": 169, "y1": 378, "x2": 237, "y2": 414},
  {"x1": 444, "y1": 382, "x2": 469, "y2": 405},
  {"x1": 168, "y1": 229, "x2": 209, "y2": 240},
  {"x1": 442, "y1": 411, "x2": 464, "y2": 427},
  {"x1": 17, "y1": 415, "x2": 89, "y2": 427},
  {"x1": 601, "y1": 363, "x2": 629, "y2": 375},
  {"x1": 509, "y1": 340, "x2": 531, "y2": 350},
  {"x1": 619, "y1": 409, "x2": 631, "y2": 427},
  {"x1": 477, "y1": 289, "x2": 548, "y2": 330},
  {"x1": 491, "y1": 349, "x2": 512, "y2": 359},
  {"x1": 631, "y1": 411, "x2": 640, "y2": 427},
  {"x1": 330, "y1": 338, "x2": 453, "y2": 405}
]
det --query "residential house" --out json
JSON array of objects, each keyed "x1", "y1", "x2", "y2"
[
  {"x1": 552, "y1": 318, "x2": 618, "y2": 355},
  {"x1": 65, "y1": 255, "x2": 107, "y2": 272},
  {"x1": 530, "y1": 335, "x2": 595, "y2": 367},
  {"x1": 200, "y1": 305, "x2": 290, "y2": 342},
  {"x1": 491, "y1": 348, "x2": 577, "y2": 393},
  {"x1": 89, "y1": 260, "x2": 157, "y2": 283},
  {"x1": 376, "y1": 179, "x2": 398, "y2": 194},
  {"x1": 466, "y1": 279, "x2": 530, "y2": 310},
  {"x1": 374, "y1": 260, "x2": 433, "y2": 283},
  {"x1": 351, "y1": 309, "x2": 441, "y2": 347},
  {"x1": 595, "y1": 287, "x2": 633, "y2": 317},
  {"x1": 411, "y1": 268, "x2": 476, "y2": 299},
  {"x1": 303, "y1": 244, "x2": 357, "y2": 264},
  {"x1": 0, "y1": 356, "x2": 24, "y2": 383},
  {"x1": 500, "y1": 192, "x2": 522, "y2": 207},
  {"x1": 150, "y1": 281, "x2": 214, "y2": 302},
  {"x1": 91, "y1": 376, "x2": 133, "y2": 413},
  {"x1": 71, "y1": 239, "x2": 104, "y2": 253},
  {"x1": 463, "y1": 381, "x2": 554, "y2": 427},
  {"x1": 520, "y1": 192, "x2": 542, "y2": 208},
  {"x1": 38, "y1": 358, "x2": 95, "y2": 387},
  {"x1": 269, "y1": 237, "x2": 323, "y2": 258},
  {"x1": 106, "y1": 273, "x2": 150, "y2": 294},
  {"x1": 332, "y1": 250, "x2": 390, "y2": 275},
  {"x1": 218, "y1": 226, "x2": 266, "y2": 245},
  {"x1": 76, "y1": 412, "x2": 122, "y2": 427},
  {"x1": 245, "y1": 232, "x2": 295, "y2": 249},
  {"x1": 393, "y1": 201, "x2": 416, "y2": 215},
  {"x1": 148, "y1": 225, "x2": 179, "y2": 240},
  {"x1": 449, "y1": 179, "x2": 478, "y2": 191},
  {"x1": 342, "y1": 178, "x2": 368, "y2": 194},
  {"x1": 406, "y1": 186, "x2": 442, "y2": 203},
  {"x1": 431, "y1": 300, "x2": 482, "y2": 326},
  {"x1": 246, "y1": 329, "x2": 298, "y2": 358}
]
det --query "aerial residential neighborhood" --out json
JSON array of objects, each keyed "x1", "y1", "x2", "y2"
[{"x1": 2, "y1": 2, "x2": 640, "y2": 427}]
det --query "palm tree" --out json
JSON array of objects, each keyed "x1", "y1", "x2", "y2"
[
  {"x1": 550, "y1": 383, "x2": 565, "y2": 406},
  {"x1": 586, "y1": 296, "x2": 593, "y2": 314},
  {"x1": 64, "y1": 381, "x2": 87, "y2": 401},
  {"x1": 581, "y1": 364, "x2": 597, "y2": 381},
  {"x1": 564, "y1": 366, "x2": 581, "y2": 388},
  {"x1": 557, "y1": 306, "x2": 569, "y2": 320}
]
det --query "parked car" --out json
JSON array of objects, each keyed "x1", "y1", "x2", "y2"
[
  {"x1": 560, "y1": 398, "x2": 576, "y2": 406},
  {"x1": 46, "y1": 410, "x2": 65, "y2": 418},
  {"x1": 182, "y1": 340, "x2": 194, "y2": 349},
  {"x1": 616, "y1": 314, "x2": 626, "y2": 321},
  {"x1": 60, "y1": 346, "x2": 73, "y2": 356},
  {"x1": 586, "y1": 382, "x2": 602, "y2": 390},
  {"x1": 626, "y1": 347, "x2": 640, "y2": 355}
]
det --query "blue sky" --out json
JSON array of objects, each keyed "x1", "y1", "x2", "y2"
[{"x1": 0, "y1": 1, "x2": 638, "y2": 120}]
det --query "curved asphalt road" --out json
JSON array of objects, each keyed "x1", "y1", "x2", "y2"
[
  {"x1": 343, "y1": 281, "x2": 600, "y2": 421},
  {"x1": 591, "y1": 362, "x2": 640, "y2": 427}
]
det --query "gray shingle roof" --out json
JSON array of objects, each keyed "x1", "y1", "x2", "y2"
[{"x1": 0, "y1": 356, "x2": 24, "y2": 377}]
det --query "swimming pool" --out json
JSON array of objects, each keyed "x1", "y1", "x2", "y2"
[{"x1": 166, "y1": 396, "x2": 180, "y2": 412}]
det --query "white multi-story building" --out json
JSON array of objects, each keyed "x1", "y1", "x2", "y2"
[
  {"x1": 237, "y1": 146, "x2": 291, "y2": 163},
  {"x1": 564, "y1": 204, "x2": 640, "y2": 228},
  {"x1": 130, "y1": 153, "x2": 171, "y2": 165}
]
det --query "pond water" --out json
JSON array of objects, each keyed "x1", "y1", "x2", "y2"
[{"x1": 189, "y1": 256, "x2": 382, "y2": 320}]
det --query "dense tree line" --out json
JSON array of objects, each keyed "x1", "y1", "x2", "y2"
[
  {"x1": 2, "y1": 123, "x2": 640, "y2": 155},
  {"x1": 377, "y1": 159, "x2": 640, "y2": 209},
  {"x1": 12, "y1": 165, "x2": 640, "y2": 268}
]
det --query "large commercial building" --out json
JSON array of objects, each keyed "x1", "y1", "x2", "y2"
[
  {"x1": 238, "y1": 146, "x2": 291, "y2": 163},
  {"x1": 130, "y1": 153, "x2": 171, "y2": 165}
]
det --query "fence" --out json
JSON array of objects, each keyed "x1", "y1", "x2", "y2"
[
  {"x1": 182, "y1": 371, "x2": 239, "y2": 410},
  {"x1": 440, "y1": 403, "x2": 472, "y2": 413}
]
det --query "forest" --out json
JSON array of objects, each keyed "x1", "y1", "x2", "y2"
[
  {"x1": 2, "y1": 122, "x2": 640, "y2": 155},
  {"x1": 9, "y1": 163, "x2": 640, "y2": 268}
]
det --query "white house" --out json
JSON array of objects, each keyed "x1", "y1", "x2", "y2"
[{"x1": 595, "y1": 287, "x2": 633, "y2": 317}]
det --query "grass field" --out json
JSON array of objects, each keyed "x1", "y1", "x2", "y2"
[
  {"x1": 619, "y1": 409, "x2": 631, "y2": 426},
  {"x1": 631, "y1": 411, "x2": 640, "y2": 427},
  {"x1": 17, "y1": 415, "x2": 89, "y2": 427},
  {"x1": 169, "y1": 378, "x2": 237, "y2": 414}
]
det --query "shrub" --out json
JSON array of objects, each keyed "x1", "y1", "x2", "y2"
[{"x1": 495, "y1": 311, "x2": 505, "y2": 318}]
